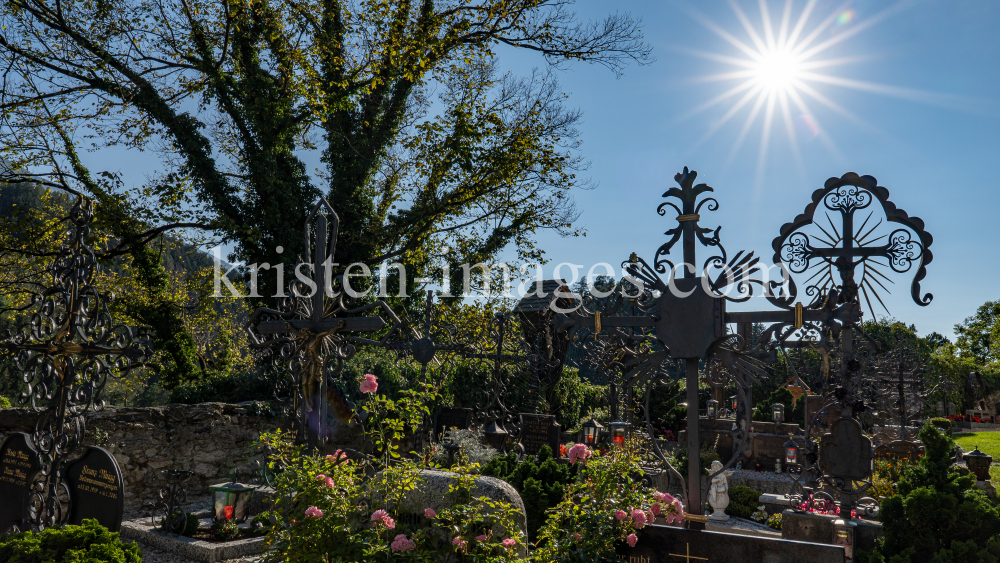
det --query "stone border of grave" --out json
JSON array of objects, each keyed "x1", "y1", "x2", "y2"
[{"x1": 120, "y1": 512, "x2": 265, "y2": 563}]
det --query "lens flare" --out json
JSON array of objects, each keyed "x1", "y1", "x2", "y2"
[{"x1": 837, "y1": 9, "x2": 856, "y2": 25}]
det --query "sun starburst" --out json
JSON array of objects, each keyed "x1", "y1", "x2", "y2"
[{"x1": 676, "y1": 0, "x2": 935, "y2": 185}]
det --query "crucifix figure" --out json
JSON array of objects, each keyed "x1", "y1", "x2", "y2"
[
  {"x1": 247, "y1": 197, "x2": 402, "y2": 450},
  {"x1": 0, "y1": 199, "x2": 150, "y2": 530}
]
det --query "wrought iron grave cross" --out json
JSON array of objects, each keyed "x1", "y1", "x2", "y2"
[
  {"x1": 247, "y1": 197, "x2": 402, "y2": 450},
  {"x1": 0, "y1": 199, "x2": 150, "y2": 530}
]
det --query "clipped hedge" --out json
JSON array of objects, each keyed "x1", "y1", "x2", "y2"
[
  {"x1": 726, "y1": 485, "x2": 763, "y2": 520},
  {"x1": 0, "y1": 519, "x2": 141, "y2": 563}
]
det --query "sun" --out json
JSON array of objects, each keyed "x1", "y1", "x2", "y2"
[
  {"x1": 754, "y1": 48, "x2": 801, "y2": 93},
  {"x1": 677, "y1": 1, "x2": 924, "y2": 186}
]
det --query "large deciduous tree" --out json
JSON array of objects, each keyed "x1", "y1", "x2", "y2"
[{"x1": 0, "y1": 0, "x2": 650, "y2": 386}]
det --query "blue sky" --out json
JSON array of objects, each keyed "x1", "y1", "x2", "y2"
[{"x1": 504, "y1": 0, "x2": 1000, "y2": 340}]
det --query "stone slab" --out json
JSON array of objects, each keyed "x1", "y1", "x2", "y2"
[
  {"x1": 705, "y1": 516, "x2": 782, "y2": 539},
  {"x1": 120, "y1": 514, "x2": 265, "y2": 563},
  {"x1": 781, "y1": 510, "x2": 883, "y2": 553},
  {"x1": 616, "y1": 524, "x2": 845, "y2": 563}
]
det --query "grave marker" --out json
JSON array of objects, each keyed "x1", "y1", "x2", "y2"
[
  {"x1": 434, "y1": 407, "x2": 473, "y2": 440},
  {"x1": 0, "y1": 433, "x2": 40, "y2": 533},
  {"x1": 517, "y1": 414, "x2": 560, "y2": 456},
  {"x1": 819, "y1": 418, "x2": 873, "y2": 482},
  {"x1": 66, "y1": 446, "x2": 125, "y2": 532}
]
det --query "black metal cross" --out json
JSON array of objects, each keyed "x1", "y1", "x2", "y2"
[
  {"x1": 247, "y1": 197, "x2": 402, "y2": 450},
  {"x1": 0, "y1": 199, "x2": 150, "y2": 530}
]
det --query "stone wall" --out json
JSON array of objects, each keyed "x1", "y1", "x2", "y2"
[{"x1": 0, "y1": 402, "x2": 289, "y2": 512}]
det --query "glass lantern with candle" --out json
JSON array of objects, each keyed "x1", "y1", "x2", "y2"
[
  {"x1": 579, "y1": 418, "x2": 604, "y2": 446},
  {"x1": 772, "y1": 403, "x2": 785, "y2": 424},
  {"x1": 707, "y1": 399, "x2": 719, "y2": 419}
]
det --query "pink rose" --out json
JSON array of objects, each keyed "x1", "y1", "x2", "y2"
[
  {"x1": 315, "y1": 474, "x2": 326, "y2": 481},
  {"x1": 371, "y1": 509, "x2": 388, "y2": 523},
  {"x1": 630, "y1": 509, "x2": 647, "y2": 529},
  {"x1": 627, "y1": 533, "x2": 638, "y2": 547},
  {"x1": 304, "y1": 506, "x2": 323, "y2": 518},
  {"x1": 383, "y1": 516, "x2": 395, "y2": 529},
  {"x1": 359, "y1": 373, "x2": 378, "y2": 394},
  {"x1": 651, "y1": 502, "x2": 661, "y2": 516},
  {"x1": 326, "y1": 450, "x2": 348, "y2": 463},
  {"x1": 424, "y1": 508, "x2": 437, "y2": 518},
  {"x1": 475, "y1": 534, "x2": 488, "y2": 542},
  {"x1": 390, "y1": 534, "x2": 415, "y2": 553},
  {"x1": 574, "y1": 533, "x2": 582, "y2": 541},
  {"x1": 567, "y1": 443, "x2": 593, "y2": 464},
  {"x1": 615, "y1": 510, "x2": 627, "y2": 521},
  {"x1": 657, "y1": 492, "x2": 675, "y2": 504},
  {"x1": 502, "y1": 538, "x2": 516, "y2": 548},
  {"x1": 452, "y1": 537, "x2": 468, "y2": 550}
]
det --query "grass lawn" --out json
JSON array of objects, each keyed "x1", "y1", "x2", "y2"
[{"x1": 953, "y1": 431, "x2": 1000, "y2": 482}]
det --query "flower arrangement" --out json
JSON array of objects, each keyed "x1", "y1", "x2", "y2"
[{"x1": 767, "y1": 513, "x2": 782, "y2": 530}]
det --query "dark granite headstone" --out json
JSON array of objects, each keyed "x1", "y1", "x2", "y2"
[
  {"x1": 615, "y1": 524, "x2": 845, "y2": 563},
  {"x1": 434, "y1": 407, "x2": 473, "y2": 440},
  {"x1": 517, "y1": 414, "x2": 560, "y2": 456},
  {"x1": 819, "y1": 418, "x2": 872, "y2": 481},
  {"x1": 0, "y1": 433, "x2": 40, "y2": 533},
  {"x1": 66, "y1": 446, "x2": 125, "y2": 532}
]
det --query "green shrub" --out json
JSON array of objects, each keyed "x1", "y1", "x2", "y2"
[
  {"x1": 0, "y1": 519, "x2": 141, "y2": 563},
  {"x1": 726, "y1": 485, "x2": 763, "y2": 520},
  {"x1": 928, "y1": 417, "x2": 953, "y2": 430},
  {"x1": 0, "y1": 396, "x2": 11, "y2": 408},
  {"x1": 481, "y1": 445, "x2": 578, "y2": 541},
  {"x1": 870, "y1": 423, "x2": 1000, "y2": 563}
]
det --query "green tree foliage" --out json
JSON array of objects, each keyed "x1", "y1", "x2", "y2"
[
  {"x1": 0, "y1": 519, "x2": 141, "y2": 563},
  {"x1": 871, "y1": 423, "x2": 1000, "y2": 563},
  {"x1": 481, "y1": 445, "x2": 578, "y2": 541},
  {"x1": 0, "y1": 0, "x2": 650, "y2": 304},
  {"x1": 955, "y1": 301, "x2": 1000, "y2": 365}
]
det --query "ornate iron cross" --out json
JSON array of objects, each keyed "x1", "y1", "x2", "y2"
[
  {"x1": 247, "y1": 197, "x2": 402, "y2": 450},
  {"x1": 0, "y1": 199, "x2": 150, "y2": 530}
]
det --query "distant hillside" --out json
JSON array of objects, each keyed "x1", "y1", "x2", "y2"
[{"x1": 0, "y1": 182, "x2": 214, "y2": 273}]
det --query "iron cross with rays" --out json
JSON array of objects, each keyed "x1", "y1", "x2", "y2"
[{"x1": 247, "y1": 197, "x2": 403, "y2": 450}]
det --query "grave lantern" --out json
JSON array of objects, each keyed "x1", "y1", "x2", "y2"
[
  {"x1": 784, "y1": 434, "x2": 799, "y2": 465},
  {"x1": 772, "y1": 403, "x2": 785, "y2": 424},
  {"x1": 579, "y1": 419, "x2": 604, "y2": 446},
  {"x1": 210, "y1": 482, "x2": 259, "y2": 523},
  {"x1": 963, "y1": 446, "x2": 993, "y2": 481},
  {"x1": 730, "y1": 395, "x2": 738, "y2": 413},
  {"x1": 483, "y1": 420, "x2": 509, "y2": 451},
  {"x1": 707, "y1": 399, "x2": 719, "y2": 419},
  {"x1": 608, "y1": 421, "x2": 630, "y2": 447}
]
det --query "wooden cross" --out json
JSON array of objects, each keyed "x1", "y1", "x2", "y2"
[{"x1": 247, "y1": 197, "x2": 401, "y2": 450}]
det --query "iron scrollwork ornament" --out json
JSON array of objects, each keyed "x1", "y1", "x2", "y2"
[{"x1": 1, "y1": 198, "x2": 151, "y2": 530}]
